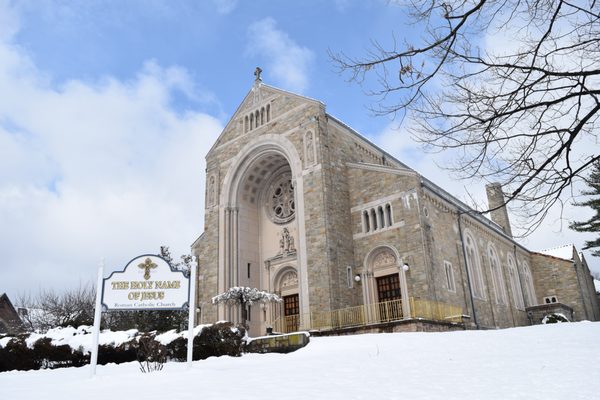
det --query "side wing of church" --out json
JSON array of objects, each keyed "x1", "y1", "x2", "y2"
[{"x1": 192, "y1": 76, "x2": 600, "y2": 336}]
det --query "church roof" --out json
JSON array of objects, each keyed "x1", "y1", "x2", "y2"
[{"x1": 538, "y1": 244, "x2": 575, "y2": 261}]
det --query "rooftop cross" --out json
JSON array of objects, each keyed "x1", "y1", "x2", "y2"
[{"x1": 254, "y1": 66, "x2": 262, "y2": 82}]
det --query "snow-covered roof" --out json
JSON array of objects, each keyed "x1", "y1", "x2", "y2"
[
  {"x1": 594, "y1": 279, "x2": 600, "y2": 293},
  {"x1": 538, "y1": 244, "x2": 575, "y2": 261}
]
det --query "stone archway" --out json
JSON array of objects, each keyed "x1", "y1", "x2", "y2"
[
  {"x1": 362, "y1": 245, "x2": 411, "y2": 320},
  {"x1": 217, "y1": 136, "x2": 308, "y2": 335}
]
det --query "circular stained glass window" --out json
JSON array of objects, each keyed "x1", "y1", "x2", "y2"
[{"x1": 267, "y1": 172, "x2": 295, "y2": 224}]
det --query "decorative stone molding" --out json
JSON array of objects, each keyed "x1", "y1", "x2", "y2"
[{"x1": 373, "y1": 250, "x2": 397, "y2": 268}]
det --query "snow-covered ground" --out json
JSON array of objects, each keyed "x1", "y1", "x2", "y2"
[{"x1": 2, "y1": 322, "x2": 599, "y2": 400}]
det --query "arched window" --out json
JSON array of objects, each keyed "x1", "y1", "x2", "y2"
[
  {"x1": 371, "y1": 209, "x2": 378, "y2": 230},
  {"x1": 378, "y1": 206, "x2": 385, "y2": 228},
  {"x1": 255, "y1": 111, "x2": 260, "y2": 128},
  {"x1": 488, "y1": 244, "x2": 507, "y2": 305},
  {"x1": 507, "y1": 254, "x2": 524, "y2": 309},
  {"x1": 521, "y1": 261, "x2": 536, "y2": 306},
  {"x1": 363, "y1": 210, "x2": 370, "y2": 232},
  {"x1": 464, "y1": 233, "x2": 485, "y2": 299},
  {"x1": 261, "y1": 107, "x2": 265, "y2": 125},
  {"x1": 385, "y1": 203, "x2": 393, "y2": 226},
  {"x1": 266, "y1": 104, "x2": 271, "y2": 122},
  {"x1": 249, "y1": 114, "x2": 254, "y2": 130},
  {"x1": 244, "y1": 116, "x2": 249, "y2": 133}
]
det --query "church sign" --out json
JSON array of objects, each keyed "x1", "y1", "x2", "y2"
[{"x1": 102, "y1": 254, "x2": 190, "y2": 310}]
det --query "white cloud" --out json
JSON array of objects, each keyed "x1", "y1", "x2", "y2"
[
  {"x1": 212, "y1": 0, "x2": 237, "y2": 15},
  {"x1": 0, "y1": 2, "x2": 222, "y2": 300},
  {"x1": 246, "y1": 17, "x2": 314, "y2": 93}
]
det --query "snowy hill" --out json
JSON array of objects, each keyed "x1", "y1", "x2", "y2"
[{"x1": 2, "y1": 322, "x2": 599, "y2": 400}]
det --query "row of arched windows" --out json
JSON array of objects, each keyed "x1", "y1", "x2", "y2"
[
  {"x1": 244, "y1": 104, "x2": 271, "y2": 133},
  {"x1": 362, "y1": 203, "x2": 393, "y2": 233},
  {"x1": 463, "y1": 231, "x2": 536, "y2": 309}
]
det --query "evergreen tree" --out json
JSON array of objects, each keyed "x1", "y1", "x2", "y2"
[{"x1": 570, "y1": 160, "x2": 600, "y2": 257}]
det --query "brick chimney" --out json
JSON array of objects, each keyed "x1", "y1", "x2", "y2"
[{"x1": 485, "y1": 183, "x2": 513, "y2": 237}]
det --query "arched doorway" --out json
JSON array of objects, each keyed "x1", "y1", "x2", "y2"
[{"x1": 362, "y1": 246, "x2": 411, "y2": 322}]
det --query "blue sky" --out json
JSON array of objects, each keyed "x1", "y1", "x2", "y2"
[{"x1": 0, "y1": 0, "x2": 597, "y2": 301}]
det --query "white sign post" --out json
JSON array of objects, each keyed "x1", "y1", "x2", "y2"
[{"x1": 90, "y1": 254, "x2": 194, "y2": 377}]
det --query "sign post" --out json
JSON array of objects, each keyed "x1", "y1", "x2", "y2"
[
  {"x1": 89, "y1": 261, "x2": 104, "y2": 378},
  {"x1": 90, "y1": 254, "x2": 193, "y2": 377}
]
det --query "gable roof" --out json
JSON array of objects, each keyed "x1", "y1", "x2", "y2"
[
  {"x1": 538, "y1": 244, "x2": 576, "y2": 261},
  {"x1": 207, "y1": 82, "x2": 324, "y2": 155}
]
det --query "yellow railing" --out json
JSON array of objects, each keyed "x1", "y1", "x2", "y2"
[
  {"x1": 410, "y1": 298, "x2": 463, "y2": 323},
  {"x1": 272, "y1": 298, "x2": 462, "y2": 333}
]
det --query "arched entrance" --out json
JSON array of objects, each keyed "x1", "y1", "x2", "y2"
[
  {"x1": 218, "y1": 136, "x2": 307, "y2": 335},
  {"x1": 362, "y1": 246, "x2": 411, "y2": 321}
]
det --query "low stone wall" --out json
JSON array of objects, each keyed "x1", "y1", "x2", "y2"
[
  {"x1": 526, "y1": 303, "x2": 574, "y2": 324},
  {"x1": 245, "y1": 332, "x2": 310, "y2": 354},
  {"x1": 309, "y1": 319, "x2": 465, "y2": 336}
]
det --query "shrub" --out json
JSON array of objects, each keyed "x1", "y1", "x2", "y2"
[
  {"x1": 542, "y1": 313, "x2": 569, "y2": 324},
  {"x1": 0, "y1": 322, "x2": 247, "y2": 372}
]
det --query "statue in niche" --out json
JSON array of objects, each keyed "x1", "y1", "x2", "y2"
[
  {"x1": 208, "y1": 176, "x2": 215, "y2": 206},
  {"x1": 278, "y1": 227, "x2": 296, "y2": 255}
]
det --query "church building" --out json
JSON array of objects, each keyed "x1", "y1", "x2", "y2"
[{"x1": 192, "y1": 72, "x2": 600, "y2": 336}]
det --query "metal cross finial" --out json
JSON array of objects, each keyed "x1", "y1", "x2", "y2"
[
  {"x1": 254, "y1": 66, "x2": 262, "y2": 82},
  {"x1": 138, "y1": 257, "x2": 158, "y2": 280}
]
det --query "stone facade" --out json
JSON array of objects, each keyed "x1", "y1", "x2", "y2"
[{"x1": 192, "y1": 80, "x2": 599, "y2": 336}]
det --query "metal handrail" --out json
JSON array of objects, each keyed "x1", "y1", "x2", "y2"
[{"x1": 272, "y1": 297, "x2": 462, "y2": 333}]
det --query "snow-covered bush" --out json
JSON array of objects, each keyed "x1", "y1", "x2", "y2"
[
  {"x1": 212, "y1": 287, "x2": 282, "y2": 327},
  {"x1": 542, "y1": 313, "x2": 569, "y2": 324},
  {"x1": 0, "y1": 322, "x2": 246, "y2": 372}
]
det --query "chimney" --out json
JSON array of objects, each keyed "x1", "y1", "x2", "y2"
[{"x1": 485, "y1": 183, "x2": 513, "y2": 237}]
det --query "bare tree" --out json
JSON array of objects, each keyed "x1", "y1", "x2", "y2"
[
  {"x1": 16, "y1": 283, "x2": 95, "y2": 332},
  {"x1": 331, "y1": 0, "x2": 600, "y2": 235}
]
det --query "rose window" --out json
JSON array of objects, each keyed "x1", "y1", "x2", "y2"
[{"x1": 267, "y1": 173, "x2": 295, "y2": 224}]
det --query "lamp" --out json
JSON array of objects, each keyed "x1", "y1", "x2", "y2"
[
  {"x1": 354, "y1": 274, "x2": 361, "y2": 282},
  {"x1": 402, "y1": 263, "x2": 410, "y2": 271}
]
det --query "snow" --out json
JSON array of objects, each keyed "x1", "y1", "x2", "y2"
[
  {"x1": 1, "y1": 324, "x2": 215, "y2": 353},
  {"x1": 538, "y1": 244, "x2": 574, "y2": 261},
  {"x1": 212, "y1": 286, "x2": 282, "y2": 305},
  {"x1": 2, "y1": 322, "x2": 600, "y2": 399},
  {"x1": 154, "y1": 324, "x2": 209, "y2": 345},
  {"x1": 594, "y1": 279, "x2": 600, "y2": 292}
]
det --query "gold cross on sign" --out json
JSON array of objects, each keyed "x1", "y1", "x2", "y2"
[{"x1": 138, "y1": 258, "x2": 158, "y2": 280}]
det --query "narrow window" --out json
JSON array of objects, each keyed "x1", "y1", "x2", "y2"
[
  {"x1": 488, "y1": 245, "x2": 507, "y2": 305},
  {"x1": 250, "y1": 114, "x2": 254, "y2": 130},
  {"x1": 521, "y1": 261, "x2": 536, "y2": 306},
  {"x1": 244, "y1": 116, "x2": 249, "y2": 133},
  {"x1": 385, "y1": 203, "x2": 393, "y2": 226},
  {"x1": 266, "y1": 104, "x2": 271, "y2": 121},
  {"x1": 363, "y1": 210, "x2": 370, "y2": 232},
  {"x1": 507, "y1": 254, "x2": 524, "y2": 309},
  {"x1": 261, "y1": 107, "x2": 265, "y2": 125},
  {"x1": 371, "y1": 209, "x2": 378, "y2": 230},
  {"x1": 346, "y1": 266, "x2": 353, "y2": 288},
  {"x1": 247, "y1": 305, "x2": 251, "y2": 321},
  {"x1": 444, "y1": 261, "x2": 456, "y2": 292},
  {"x1": 378, "y1": 206, "x2": 385, "y2": 228},
  {"x1": 255, "y1": 111, "x2": 260, "y2": 128},
  {"x1": 465, "y1": 233, "x2": 485, "y2": 299},
  {"x1": 247, "y1": 263, "x2": 251, "y2": 279}
]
